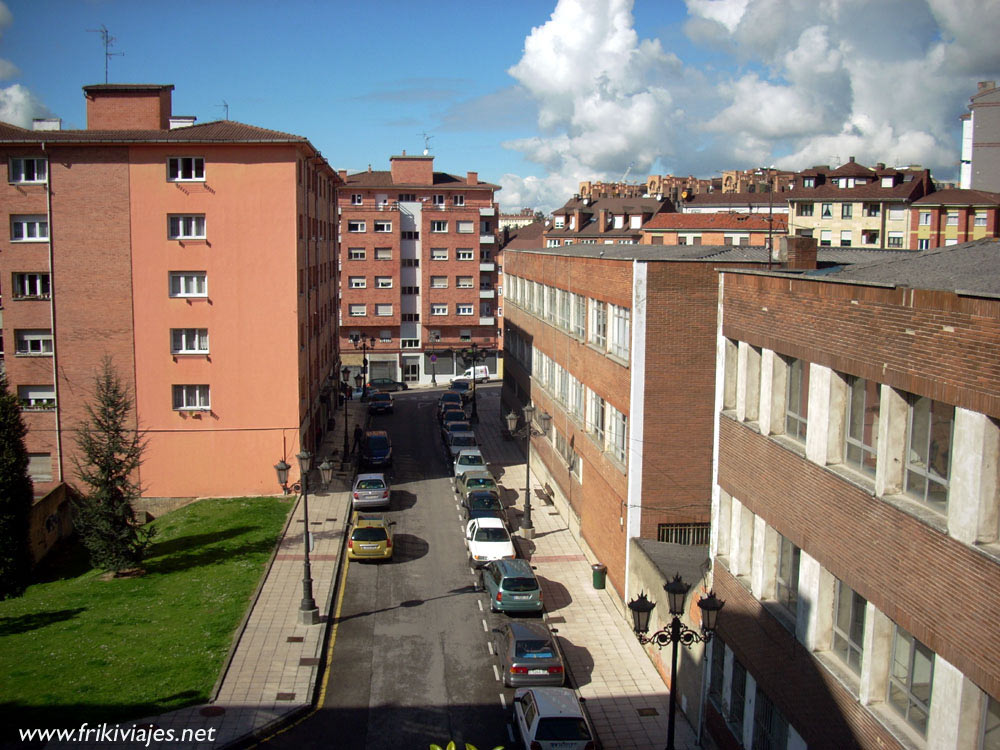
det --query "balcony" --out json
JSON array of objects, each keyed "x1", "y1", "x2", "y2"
[
  {"x1": 479, "y1": 262, "x2": 495, "y2": 272},
  {"x1": 479, "y1": 289, "x2": 495, "y2": 299}
]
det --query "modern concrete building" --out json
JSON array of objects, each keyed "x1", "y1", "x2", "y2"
[
  {"x1": 706, "y1": 239, "x2": 1000, "y2": 749},
  {"x1": 335, "y1": 154, "x2": 500, "y2": 385},
  {"x1": 910, "y1": 188, "x2": 1000, "y2": 249},
  {"x1": 0, "y1": 83, "x2": 340, "y2": 500},
  {"x1": 960, "y1": 81, "x2": 1000, "y2": 193}
]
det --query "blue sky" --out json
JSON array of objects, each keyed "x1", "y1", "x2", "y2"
[{"x1": 2, "y1": 0, "x2": 998, "y2": 212}]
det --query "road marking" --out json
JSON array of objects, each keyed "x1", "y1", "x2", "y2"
[
  {"x1": 482, "y1": 618, "x2": 488, "y2": 632},
  {"x1": 477, "y1": 599, "x2": 483, "y2": 612},
  {"x1": 488, "y1": 641, "x2": 494, "y2": 655},
  {"x1": 493, "y1": 664, "x2": 500, "y2": 682}
]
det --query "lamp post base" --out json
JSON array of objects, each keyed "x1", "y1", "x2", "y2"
[
  {"x1": 299, "y1": 607, "x2": 320, "y2": 625},
  {"x1": 521, "y1": 525, "x2": 536, "y2": 540}
]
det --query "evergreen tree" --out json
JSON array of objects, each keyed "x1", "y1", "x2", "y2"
[
  {"x1": 73, "y1": 356, "x2": 153, "y2": 574},
  {"x1": 0, "y1": 373, "x2": 33, "y2": 599}
]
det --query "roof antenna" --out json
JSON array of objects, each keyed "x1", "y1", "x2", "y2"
[
  {"x1": 420, "y1": 132, "x2": 434, "y2": 155},
  {"x1": 216, "y1": 100, "x2": 230, "y2": 121},
  {"x1": 87, "y1": 24, "x2": 124, "y2": 84}
]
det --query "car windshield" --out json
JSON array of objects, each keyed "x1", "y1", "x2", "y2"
[
  {"x1": 356, "y1": 479, "x2": 385, "y2": 490},
  {"x1": 372, "y1": 394, "x2": 390, "y2": 401},
  {"x1": 459, "y1": 455, "x2": 484, "y2": 466},
  {"x1": 366, "y1": 436, "x2": 389, "y2": 452},
  {"x1": 351, "y1": 527, "x2": 387, "y2": 541},
  {"x1": 469, "y1": 495, "x2": 500, "y2": 510},
  {"x1": 453, "y1": 436, "x2": 477, "y2": 447},
  {"x1": 504, "y1": 577, "x2": 538, "y2": 592},
  {"x1": 535, "y1": 718, "x2": 591, "y2": 741},
  {"x1": 467, "y1": 478, "x2": 495, "y2": 489},
  {"x1": 514, "y1": 639, "x2": 553, "y2": 658},
  {"x1": 474, "y1": 528, "x2": 509, "y2": 543}
]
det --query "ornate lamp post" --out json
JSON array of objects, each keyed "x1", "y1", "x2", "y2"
[
  {"x1": 628, "y1": 574, "x2": 725, "y2": 750},
  {"x1": 505, "y1": 405, "x2": 550, "y2": 539},
  {"x1": 341, "y1": 366, "x2": 351, "y2": 468},
  {"x1": 463, "y1": 341, "x2": 485, "y2": 422},
  {"x1": 351, "y1": 334, "x2": 376, "y2": 400}
]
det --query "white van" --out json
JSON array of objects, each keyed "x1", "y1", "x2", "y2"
[{"x1": 456, "y1": 365, "x2": 490, "y2": 383}]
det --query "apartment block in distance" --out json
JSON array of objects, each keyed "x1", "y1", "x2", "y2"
[
  {"x1": 0, "y1": 84, "x2": 340, "y2": 500},
  {"x1": 706, "y1": 239, "x2": 1000, "y2": 749},
  {"x1": 336, "y1": 154, "x2": 500, "y2": 384},
  {"x1": 910, "y1": 188, "x2": 1000, "y2": 249}
]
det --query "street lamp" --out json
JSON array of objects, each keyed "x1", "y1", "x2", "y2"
[
  {"x1": 341, "y1": 366, "x2": 351, "y2": 468},
  {"x1": 505, "y1": 405, "x2": 550, "y2": 539},
  {"x1": 627, "y1": 574, "x2": 725, "y2": 750},
  {"x1": 350, "y1": 334, "x2": 376, "y2": 400},
  {"x1": 463, "y1": 342, "x2": 485, "y2": 422}
]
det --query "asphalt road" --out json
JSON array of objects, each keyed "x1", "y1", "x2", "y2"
[{"x1": 262, "y1": 385, "x2": 517, "y2": 750}]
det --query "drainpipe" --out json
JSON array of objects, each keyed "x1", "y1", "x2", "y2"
[{"x1": 42, "y1": 142, "x2": 64, "y2": 483}]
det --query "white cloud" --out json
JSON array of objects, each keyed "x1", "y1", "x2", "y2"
[
  {"x1": 0, "y1": 84, "x2": 51, "y2": 127},
  {"x1": 0, "y1": 0, "x2": 18, "y2": 81}
]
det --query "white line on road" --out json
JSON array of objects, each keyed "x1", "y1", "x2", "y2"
[
  {"x1": 477, "y1": 599, "x2": 483, "y2": 612},
  {"x1": 482, "y1": 619, "x2": 488, "y2": 632},
  {"x1": 493, "y1": 664, "x2": 500, "y2": 682},
  {"x1": 488, "y1": 641, "x2": 494, "y2": 655}
]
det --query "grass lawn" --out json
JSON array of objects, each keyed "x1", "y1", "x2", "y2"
[{"x1": 0, "y1": 495, "x2": 292, "y2": 729}]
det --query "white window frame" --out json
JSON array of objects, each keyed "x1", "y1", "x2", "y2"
[
  {"x1": 349, "y1": 304, "x2": 366, "y2": 317},
  {"x1": 431, "y1": 220, "x2": 448, "y2": 233},
  {"x1": 430, "y1": 276, "x2": 448, "y2": 288},
  {"x1": 375, "y1": 303, "x2": 393, "y2": 317},
  {"x1": 432, "y1": 194, "x2": 444, "y2": 206},
  {"x1": 453, "y1": 194, "x2": 465, "y2": 206},
  {"x1": 375, "y1": 276, "x2": 393, "y2": 289},
  {"x1": 11, "y1": 215, "x2": 49, "y2": 242},
  {"x1": 170, "y1": 328, "x2": 209, "y2": 354},
  {"x1": 974, "y1": 211, "x2": 987, "y2": 227},
  {"x1": 374, "y1": 247, "x2": 392, "y2": 261},
  {"x1": 456, "y1": 248, "x2": 474, "y2": 261},
  {"x1": 169, "y1": 272, "x2": 207, "y2": 298},
  {"x1": 15, "y1": 329, "x2": 53, "y2": 355},
  {"x1": 608, "y1": 405, "x2": 627, "y2": 464},
  {"x1": 167, "y1": 156, "x2": 205, "y2": 182},
  {"x1": 348, "y1": 220, "x2": 366, "y2": 233},
  {"x1": 589, "y1": 298, "x2": 607, "y2": 349},
  {"x1": 374, "y1": 220, "x2": 392, "y2": 233},
  {"x1": 456, "y1": 276, "x2": 474, "y2": 289},
  {"x1": 13, "y1": 272, "x2": 50, "y2": 299},
  {"x1": 946, "y1": 211, "x2": 959, "y2": 226},
  {"x1": 172, "y1": 384, "x2": 210, "y2": 411},
  {"x1": 349, "y1": 276, "x2": 366, "y2": 289},
  {"x1": 168, "y1": 214, "x2": 206, "y2": 240},
  {"x1": 9, "y1": 157, "x2": 47, "y2": 184},
  {"x1": 431, "y1": 248, "x2": 448, "y2": 261},
  {"x1": 350, "y1": 193, "x2": 363, "y2": 205},
  {"x1": 919, "y1": 211, "x2": 931, "y2": 226},
  {"x1": 887, "y1": 624, "x2": 935, "y2": 736},
  {"x1": 457, "y1": 304, "x2": 474, "y2": 316},
  {"x1": 588, "y1": 390, "x2": 606, "y2": 446},
  {"x1": 348, "y1": 248, "x2": 366, "y2": 260},
  {"x1": 456, "y1": 220, "x2": 474, "y2": 233},
  {"x1": 904, "y1": 394, "x2": 953, "y2": 514},
  {"x1": 17, "y1": 385, "x2": 56, "y2": 410},
  {"x1": 431, "y1": 303, "x2": 448, "y2": 316},
  {"x1": 609, "y1": 304, "x2": 630, "y2": 360}
]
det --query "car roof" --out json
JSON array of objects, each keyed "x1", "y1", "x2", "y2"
[
  {"x1": 462, "y1": 470, "x2": 493, "y2": 480},
  {"x1": 492, "y1": 558, "x2": 534, "y2": 577},
  {"x1": 518, "y1": 687, "x2": 584, "y2": 718},
  {"x1": 506, "y1": 619, "x2": 551, "y2": 640},
  {"x1": 355, "y1": 472, "x2": 386, "y2": 483},
  {"x1": 450, "y1": 431, "x2": 476, "y2": 439},
  {"x1": 474, "y1": 516, "x2": 506, "y2": 529},
  {"x1": 457, "y1": 448, "x2": 483, "y2": 457},
  {"x1": 355, "y1": 514, "x2": 389, "y2": 528}
]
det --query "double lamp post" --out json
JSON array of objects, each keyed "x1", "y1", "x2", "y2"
[{"x1": 505, "y1": 404, "x2": 550, "y2": 540}]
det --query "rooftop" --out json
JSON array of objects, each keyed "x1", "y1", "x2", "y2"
[
  {"x1": 643, "y1": 212, "x2": 788, "y2": 232},
  {"x1": 341, "y1": 169, "x2": 500, "y2": 190},
  {"x1": 0, "y1": 119, "x2": 311, "y2": 144}
]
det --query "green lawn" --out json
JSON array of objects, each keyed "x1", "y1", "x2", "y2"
[{"x1": 0, "y1": 495, "x2": 292, "y2": 729}]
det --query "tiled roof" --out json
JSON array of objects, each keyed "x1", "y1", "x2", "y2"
[
  {"x1": 912, "y1": 188, "x2": 1000, "y2": 207},
  {"x1": 682, "y1": 191, "x2": 775, "y2": 207},
  {"x1": 554, "y1": 196, "x2": 669, "y2": 214},
  {"x1": 342, "y1": 170, "x2": 500, "y2": 189},
  {"x1": 829, "y1": 158, "x2": 875, "y2": 178},
  {"x1": 642, "y1": 212, "x2": 788, "y2": 232},
  {"x1": 785, "y1": 178, "x2": 928, "y2": 203},
  {"x1": 500, "y1": 221, "x2": 545, "y2": 249},
  {"x1": 0, "y1": 119, "x2": 311, "y2": 143}
]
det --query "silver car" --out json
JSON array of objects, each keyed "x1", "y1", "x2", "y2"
[
  {"x1": 352, "y1": 472, "x2": 390, "y2": 509},
  {"x1": 496, "y1": 620, "x2": 565, "y2": 687}
]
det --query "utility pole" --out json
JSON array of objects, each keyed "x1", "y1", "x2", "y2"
[{"x1": 87, "y1": 25, "x2": 124, "y2": 84}]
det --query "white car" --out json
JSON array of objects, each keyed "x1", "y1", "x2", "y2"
[
  {"x1": 465, "y1": 516, "x2": 515, "y2": 568},
  {"x1": 512, "y1": 687, "x2": 596, "y2": 750}
]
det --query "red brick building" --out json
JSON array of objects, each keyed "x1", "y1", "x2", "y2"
[
  {"x1": 0, "y1": 84, "x2": 340, "y2": 502},
  {"x1": 640, "y1": 212, "x2": 788, "y2": 247},
  {"x1": 706, "y1": 238, "x2": 1000, "y2": 749},
  {"x1": 910, "y1": 188, "x2": 1000, "y2": 249},
  {"x1": 336, "y1": 155, "x2": 500, "y2": 384}
]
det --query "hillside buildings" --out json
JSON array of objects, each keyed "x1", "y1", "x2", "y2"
[
  {"x1": 0, "y1": 84, "x2": 339, "y2": 499},
  {"x1": 335, "y1": 155, "x2": 501, "y2": 385}
]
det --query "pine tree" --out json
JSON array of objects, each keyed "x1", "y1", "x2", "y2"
[
  {"x1": 0, "y1": 373, "x2": 33, "y2": 599},
  {"x1": 72, "y1": 356, "x2": 153, "y2": 574}
]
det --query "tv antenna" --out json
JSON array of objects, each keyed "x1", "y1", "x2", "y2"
[
  {"x1": 216, "y1": 100, "x2": 230, "y2": 120},
  {"x1": 87, "y1": 25, "x2": 124, "y2": 84},
  {"x1": 420, "y1": 132, "x2": 434, "y2": 155}
]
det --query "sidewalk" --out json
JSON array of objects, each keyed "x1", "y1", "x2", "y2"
[{"x1": 474, "y1": 387, "x2": 701, "y2": 750}]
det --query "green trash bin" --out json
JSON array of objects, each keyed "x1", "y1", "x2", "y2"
[{"x1": 591, "y1": 563, "x2": 607, "y2": 590}]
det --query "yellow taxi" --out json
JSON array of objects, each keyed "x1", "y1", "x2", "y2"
[{"x1": 347, "y1": 513, "x2": 394, "y2": 562}]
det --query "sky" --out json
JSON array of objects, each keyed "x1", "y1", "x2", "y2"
[{"x1": 1, "y1": 0, "x2": 998, "y2": 213}]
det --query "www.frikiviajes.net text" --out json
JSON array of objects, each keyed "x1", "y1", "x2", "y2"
[{"x1": 18, "y1": 724, "x2": 217, "y2": 746}]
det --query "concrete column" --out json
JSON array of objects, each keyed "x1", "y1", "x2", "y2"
[
  {"x1": 860, "y1": 604, "x2": 893, "y2": 706},
  {"x1": 797, "y1": 549, "x2": 834, "y2": 650},
  {"x1": 722, "y1": 336, "x2": 738, "y2": 411},
  {"x1": 805, "y1": 364, "x2": 845, "y2": 466},
  {"x1": 760, "y1": 348, "x2": 786, "y2": 436},
  {"x1": 737, "y1": 341, "x2": 760, "y2": 422},
  {"x1": 788, "y1": 726, "x2": 808, "y2": 750},
  {"x1": 876, "y1": 385, "x2": 908, "y2": 497},
  {"x1": 949, "y1": 408, "x2": 1000, "y2": 544},
  {"x1": 712, "y1": 486, "x2": 732, "y2": 560},
  {"x1": 722, "y1": 644, "x2": 734, "y2": 717},
  {"x1": 751, "y1": 516, "x2": 777, "y2": 601},
  {"x1": 730, "y1": 497, "x2": 754, "y2": 578},
  {"x1": 743, "y1": 673, "x2": 757, "y2": 750},
  {"x1": 928, "y1": 653, "x2": 985, "y2": 749}
]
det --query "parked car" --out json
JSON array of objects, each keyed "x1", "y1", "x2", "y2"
[
  {"x1": 360, "y1": 430, "x2": 392, "y2": 471},
  {"x1": 453, "y1": 365, "x2": 490, "y2": 383},
  {"x1": 441, "y1": 419, "x2": 473, "y2": 445},
  {"x1": 447, "y1": 380, "x2": 473, "y2": 403},
  {"x1": 455, "y1": 470, "x2": 500, "y2": 504},
  {"x1": 495, "y1": 620, "x2": 565, "y2": 687},
  {"x1": 369, "y1": 378, "x2": 407, "y2": 392},
  {"x1": 437, "y1": 392, "x2": 465, "y2": 420},
  {"x1": 463, "y1": 489, "x2": 504, "y2": 522},
  {"x1": 482, "y1": 559, "x2": 543, "y2": 615},
  {"x1": 368, "y1": 391, "x2": 393, "y2": 414},
  {"x1": 352, "y1": 473, "x2": 390, "y2": 510},
  {"x1": 512, "y1": 687, "x2": 595, "y2": 750},
  {"x1": 444, "y1": 431, "x2": 479, "y2": 462},
  {"x1": 347, "y1": 513, "x2": 394, "y2": 561},
  {"x1": 465, "y1": 516, "x2": 516, "y2": 568},
  {"x1": 453, "y1": 448, "x2": 486, "y2": 479}
]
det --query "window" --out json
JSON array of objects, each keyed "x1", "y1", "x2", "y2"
[
  {"x1": 168, "y1": 215, "x2": 206, "y2": 240},
  {"x1": 785, "y1": 357, "x2": 808, "y2": 442},
  {"x1": 797, "y1": 202, "x2": 814, "y2": 217},
  {"x1": 431, "y1": 304, "x2": 448, "y2": 316},
  {"x1": 657, "y1": 523, "x2": 711, "y2": 545},
  {"x1": 375, "y1": 303, "x2": 392, "y2": 316},
  {"x1": 609, "y1": 304, "x2": 630, "y2": 359},
  {"x1": 728, "y1": 659, "x2": 746, "y2": 737},
  {"x1": 557, "y1": 289, "x2": 570, "y2": 330},
  {"x1": 398, "y1": 193, "x2": 416, "y2": 202},
  {"x1": 17, "y1": 385, "x2": 55, "y2": 410},
  {"x1": 802, "y1": 176, "x2": 815, "y2": 188},
  {"x1": 589, "y1": 299, "x2": 607, "y2": 349},
  {"x1": 888, "y1": 207, "x2": 905, "y2": 221},
  {"x1": 981, "y1": 695, "x2": 1000, "y2": 750},
  {"x1": 401, "y1": 230, "x2": 420, "y2": 240},
  {"x1": 905, "y1": 395, "x2": 953, "y2": 513},
  {"x1": 821, "y1": 203, "x2": 833, "y2": 218},
  {"x1": 28, "y1": 453, "x2": 53, "y2": 482},
  {"x1": 348, "y1": 247, "x2": 365, "y2": 260},
  {"x1": 431, "y1": 220, "x2": 447, "y2": 233},
  {"x1": 171, "y1": 328, "x2": 209, "y2": 354},
  {"x1": 832, "y1": 579, "x2": 866, "y2": 675},
  {"x1": 349, "y1": 304, "x2": 366, "y2": 317},
  {"x1": 840, "y1": 230, "x2": 852, "y2": 247},
  {"x1": 167, "y1": 157, "x2": 205, "y2": 181},
  {"x1": 974, "y1": 211, "x2": 988, "y2": 227},
  {"x1": 865, "y1": 203, "x2": 881, "y2": 218},
  {"x1": 375, "y1": 276, "x2": 392, "y2": 288},
  {"x1": 374, "y1": 247, "x2": 392, "y2": 260},
  {"x1": 457, "y1": 220, "x2": 474, "y2": 233},
  {"x1": 752, "y1": 688, "x2": 789, "y2": 750},
  {"x1": 431, "y1": 248, "x2": 448, "y2": 261},
  {"x1": 946, "y1": 211, "x2": 959, "y2": 226},
  {"x1": 459, "y1": 329, "x2": 471, "y2": 341},
  {"x1": 569, "y1": 378, "x2": 584, "y2": 420},
  {"x1": 433, "y1": 194, "x2": 444, "y2": 206},
  {"x1": 572, "y1": 293, "x2": 586, "y2": 338},
  {"x1": 845, "y1": 376, "x2": 879, "y2": 477},
  {"x1": 430, "y1": 276, "x2": 448, "y2": 288},
  {"x1": 545, "y1": 286, "x2": 556, "y2": 322},
  {"x1": 775, "y1": 534, "x2": 800, "y2": 617},
  {"x1": 453, "y1": 194, "x2": 465, "y2": 206},
  {"x1": 917, "y1": 239, "x2": 929, "y2": 250},
  {"x1": 349, "y1": 276, "x2": 366, "y2": 288},
  {"x1": 15, "y1": 329, "x2": 53, "y2": 355},
  {"x1": 11, "y1": 215, "x2": 48, "y2": 241},
  {"x1": 888, "y1": 625, "x2": 934, "y2": 735},
  {"x1": 374, "y1": 220, "x2": 392, "y2": 233},
  {"x1": 820, "y1": 230, "x2": 832, "y2": 247},
  {"x1": 169, "y1": 272, "x2": 207, "y2": 297},
  {"x1": 553, "y1": 215, "x2": 565, "y2": 228},
  {"x1": 919, "y1": 211, "x2": 931, "y2": 226},
  {"x1": 12, "y1": 272, "x2": 50, "y2": 299},
  {"x1": 351, "y1": 193, "x2": 363, "y2": 205},
  {"x1": 401, "y1": 339, "x2": 419, "y2": 348},
  {"x1": 708, "y1": 641, "x2": 725, "y2": 710},
  {"x1": 456, "y1": 276, "x2": 474, "y2": 288},
  {"x1": 842, "y1": 203, "x2": 853, "y2": 219},
  {"x1": 588, "y1": 391, "x2": 606, "y2": 444},
  {"x1": 10, "y1": 157, "x2": 47, "y2": 184},
  {"x1": 348, "y1": 220, "x2": 366, "y2": 233},
  {"x1": 401, "y1": 258, "x2": 420, "y2": 267},
  {"x1": 457, "y1": 249, "x2": 474, "y2": 261},
  {"x1": 608, "y1": 406, "x2": 627, "y2": 464},
  {"x1": 172, "y1": 384, "x2": 210, "y2": 411},
  {"x1": 457, "y1": 304, "x2": 473, "y2": 315},
  {"x1": 401, "y1": 313, "x2": 420, "y2": 322},
  {"x1": 887, "y1": 231, "x2": 904, "y2": 248},
  {"x1": 401, "y1": 286, "x2": 418, "y2": 295}
]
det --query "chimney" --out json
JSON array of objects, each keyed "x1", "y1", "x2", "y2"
[
  {"x1": 598, "y1": 208, "x2": 608, "y2": 233},
  {"x1": 338, "y1": 169, "x2": 347, "y2": 181},
  {"x1": 83, "y1": 84, "x2": 175, "y2": 130},
  {"x1": 32, "y1": 118, "x2": 62, "y2": 131},
  {"x1": 979, "y1": 80, "x2": 996, "y2": 91},
  {"x1": 169, "y1": 116, "x2": 196, "y2": 129},
  {"x1": 467, "y1": 171, "x2": 478, "y2": 185},
  {"x1": 777, "y1": 236, "x2": 817, "y2": 270}
]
